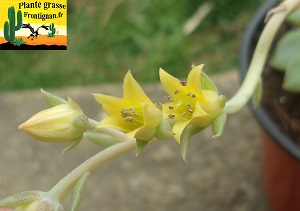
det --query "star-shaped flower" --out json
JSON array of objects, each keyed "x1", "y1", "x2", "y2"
[
  {"x1": 94, "y1": 71, "x2": 162, "y2": 142},
  {"x1": 160, "y1": 64, "x2": 225, "y2": 142}
]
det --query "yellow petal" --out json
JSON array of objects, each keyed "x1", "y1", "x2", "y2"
[
  {"x1": 159, "y1": 68, "x2": 188, "y2": 102},
  {"x1": 126, "y1": 123, "x2": 157, "y2": 141},
  {"x1": 200, "y1": 90, "x2": 222, "y2": 115},
  {"x1": 202, "y1": 90, "x2": 219, "y2": 102},
  {"x1": 143, "y1": 104, "x2": 162, "y2": 127},
  {"x1": 123, "y1": 71, "x2": 152, "y2": 105},
  {"x1": 19, "y1": 104, "x2": 75, "y2": 131},
  {"x1": 93, "y1": 93, "x2": 124, "y2": 117},
  {"x1": 187, "y1": 64, "x2": 205, "y2": 98},
  {"x1": 192, "y1": 102, "x2": 208, "y2": 118},
  {"x1": 172, "y1": 120, "x2": 192, "y2": 142},
  {"x1": 190, "y1": 115, "x2": 214, "y2": 128},
  {"x1": 97, "y1": 116, "x2": 131, "y2": 132}
]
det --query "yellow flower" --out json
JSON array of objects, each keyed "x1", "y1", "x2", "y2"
[
  {"x1": 94, "y1": 71, "x2": 162, "y2": 142},
  {"x1": 159, "y1": 64, "x2": 225, "y2": 142},
  {"x1": 19, "y1": 97, "x2": 88, "y2": 143}
]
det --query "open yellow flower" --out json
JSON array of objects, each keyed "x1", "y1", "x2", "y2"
[
  {"x1": 160, "y1": 64, "x2": 225, "y2": 142},
  {"x1": 94, "y1": 71, "x2": 162, "y2": 142}
]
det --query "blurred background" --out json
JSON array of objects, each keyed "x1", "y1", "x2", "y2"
[{"x1": 0, "y1": 0, "x2": 264, "y2": 91}]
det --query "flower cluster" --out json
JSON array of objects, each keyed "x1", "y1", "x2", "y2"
[
  {"x1": 2, "y1": 65, "x2": 228, "y2": 210},
  {"x1": 19, "y1": 64, "x2": 225, "y2": 148}
]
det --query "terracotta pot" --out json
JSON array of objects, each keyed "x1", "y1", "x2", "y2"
[{"x1": 239, "y1": 0, "x2": 300, "y2": 210}]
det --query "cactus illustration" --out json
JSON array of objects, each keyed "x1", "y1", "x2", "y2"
[
  {"x1": 3, "y1": 6, "x2": 22, "y2": 44},
  {"x1": 48, "y1": 23, "x2": 56, "y2": 38}
]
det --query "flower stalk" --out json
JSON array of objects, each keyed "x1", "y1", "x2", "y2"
[
  {"x1": 48, "y1": 138, "x2": 136, "y2": 201},
  {"x1": 224, "y1": 0, "x2": 300, "y2": 114}
]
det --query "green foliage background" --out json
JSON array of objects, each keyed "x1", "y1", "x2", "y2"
[{"x1": 0, "y1": 0, "x2": 264, "y2": 91}]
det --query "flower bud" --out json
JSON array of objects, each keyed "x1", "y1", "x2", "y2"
[
  {"x1": 19, "y1": 97, "x2": 88, "y2": 143},
  {"x1": 15, "y1": 198, "x2": 64, "y2": 211},
  {"x1": 0, "y1": 190, "x2": 64, "y2": 211}
]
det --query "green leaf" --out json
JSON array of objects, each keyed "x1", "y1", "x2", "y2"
[
  {"x1": 270, "y1": 29, "x2": 300, "y2": 71},
  {"x1": 212, "y1": 111, "x2": 227, "y2": 138},
  {"x1": 252, "y1": 78, "x2": 262, "y2": 109},
  {"x1": 284, "y1": 54, "x2": 300, "y2": 92},
  {"x1": 136, "y1": 139, "x2": 149, "y2": 156},
  {"x1": 41, "y1": 89, "x2": 68, "y2": 107},
  {"x1": 71, "y1": 172, "x2": 90, "y2": 211},
  {"x1": 85, "y1": 132, "x2": 121, "y2": 148},
  {"x1": 201, "y1": 72, "x2": 218, "y2": 93},
  {"x1": 287, "y1": 9, "x2": 300, "y2": 26}
]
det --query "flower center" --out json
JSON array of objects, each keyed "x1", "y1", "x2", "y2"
[
  {"x1": 120, "y1": 107, "x2": 143, "y2": 126},
  {"x1": 165, "y1": 83, "x2": 198, "y2": 120},
  {"x1": 167, "y1": 100, "x2": 195, "y2": 120}
]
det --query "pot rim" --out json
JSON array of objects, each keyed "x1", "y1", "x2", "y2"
[{"x1": 238, "y1": 0, "x2": 300, "y2": 161}]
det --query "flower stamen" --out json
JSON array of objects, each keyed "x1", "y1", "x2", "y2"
[
  {"x1": 180, "y1": 81, "x2": 186, "y2": 86},
  {"x1": 124, "y1": 117, "x2": 135, "y2": 123},
  {"x1": 168, "y1": 114, "x2": 175, "y2": 119},
  {"x1": 121, "y1": 107, "x2": 141, "y2": 124}
]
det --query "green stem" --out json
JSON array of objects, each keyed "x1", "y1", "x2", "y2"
[
  {"x1": 224, "y1": 0, "x2": 300, "y2": 114},
  {"x1": 87, "y1": 118, "x2": 99, "y2": 130},
  {"x1": 88, "y1": 118, "x2": 129, "y2": 141},
  {"x1": 48, "y1": 139, "x2": 136, "y2": 201}
]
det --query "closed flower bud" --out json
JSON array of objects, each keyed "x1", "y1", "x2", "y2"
[
  {"x1": 0, "y1": 190, "x2": 64, "y2": 211},
  {"x1": 19, "y1": 97, "x2": 88, "y2": 143}
]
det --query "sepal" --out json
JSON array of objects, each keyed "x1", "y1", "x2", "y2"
[
  {"x1": 180, "y1": 125, "x2": 203, "y2": 162},
  {"x1": 155, "y1": 119, "x2": 173, "y2": 140},
  {"x1": 136, "y1": 139, "x2": 149, "y2": 156},
  {"x1": 72, "y1": 114, "x2": 89, "y2": 133},
  {"x1": 63, "y1": 136, "x2": 83, "y2": 154},
  {"x1": 212, "y1": 111, "x2": 227, "y2": 138},
  {"x1": 218, "y1": 95, "x2": 226, "y2": 108},
  {"x1": 200, "y1": 71, "x2": 218, "y2": 93},
  {"x1": 41, "y1": 89, "x2": 68, "y2": 107}
]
